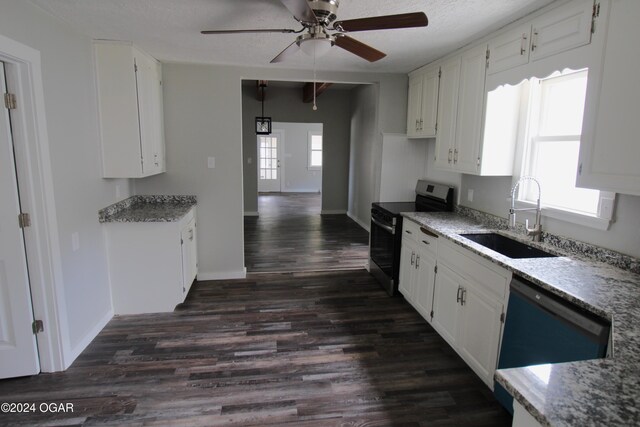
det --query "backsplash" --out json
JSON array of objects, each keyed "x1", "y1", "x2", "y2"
[{"x1": 456, "y1": 205, "x2": 640, "y2": 275}]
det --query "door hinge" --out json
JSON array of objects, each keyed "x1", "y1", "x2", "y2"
[
  {"x1": 435, "y1": 122, "x2": 438, "y2": 132},
  {"x1": 578, "y1": 162, "x2": 583, "y2": 175},
  {"x1": 434, "y1": 265, "x2": 438, "y2": 274},
  {"x1": 18, "y1": 212, "x2": 31, "y2": 229},
  {"x1": 438, "y1": 68, "x2": 442, "y2": 78},
  {"x1": 32, "y1": 320, "x2": 44, "y2": 334},
  {"x1": 477, "y1": 157, "x2": 481, "y2": 167},
  {"x1": 134, "y1": 62, "x2": 138, "y2": 73},
  {"x1": 486, "y1": 49, "x2": 490, "y2": 68},
  {"x1": 591, "y1": 3, "x2": 600, "y2": 34},
  {"x1": 4, "y1": 93, "x2": 17, "y2": 110},
  {"x1": 500, "y1": 312, "x2": 505, "y2": 323},
  {"x1": 430, "y1": 310, "x2": 434, "y2": 318},
  {"x1": 180, "y1": 238, "x2": 184, "y2": 245}
]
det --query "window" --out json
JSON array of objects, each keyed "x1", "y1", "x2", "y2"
[
  {"x1": 259, "y1": 135, "x2": 278, "y2": 180},
  {"x1": 308, "y1": 132, "x2": 322, "y2": 170},
  {"x1": 518, "y1": 69, "x2": 614, "y2": 227}
]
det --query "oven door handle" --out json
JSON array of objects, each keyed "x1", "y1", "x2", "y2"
[{"x1": 371, "y1": 217, "x2": 395, "y2": 235}]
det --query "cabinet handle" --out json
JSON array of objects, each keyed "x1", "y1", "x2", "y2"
[
  {"x1": 461, "y1": 288, "x2": 467, "y2": 306},
  {"x1": 189, "y1": 228, "x2": 194, "y2": 241},
  {"x1": 411, "y1": 252, "x2": 415, "y2": 266},
  {"x1": 415, "y1": 254, "x2": 420, "y2": 268},
  {"x1": 422, "y1": 240, "x2": 430, "y2": 245},
  {"x1": 456, "y1": 286, "x2": 462, "y2": 304},
  {"x1": 520, "y1": 34, "x2": 528, "y2": 55},
  {"x1": 531, "y1": 30, "x2": 538, "y2": 52},
  {"x1": 448, "y1": 148, "x2": 453, "y2": 163},
  {"x1": 454, "y1": 149, "x2": 458, "y2": 164},
  {"x1": 405, "y1": 229, "x2": 412, "y2": 235},
  {"x1": 420, "y1": 227, "x2": 438, "y2": 238},
  {"x1": 416, "y1": 119, "x2": 419, "y2": 131},
  {"x1": 419, "y1": 119, "x2": 423, "y2": 130}
]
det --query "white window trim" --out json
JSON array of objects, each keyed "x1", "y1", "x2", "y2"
[
  {"x1": 512, "y1": 69, "x2": 616, "y2": 231},
  {"x1": 307, "y1": 131, "x2": 322, "y2": 171}
]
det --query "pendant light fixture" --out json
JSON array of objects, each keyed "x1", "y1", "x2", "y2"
[{"x1": 255, "y1": 81, "x2": 272, "y2": 135}]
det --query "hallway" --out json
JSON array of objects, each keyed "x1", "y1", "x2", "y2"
[{"x1": 244, "y1": 193, "x2": 370, "y2": 273}]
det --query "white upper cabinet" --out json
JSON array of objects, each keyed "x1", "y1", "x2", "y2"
[
  {"x1": 487, "y1": 0, "x2": 594, "y2": 75},
  {"x1": 95, "y1": 42, "x2": 165, "y2": 178},
  {"x1": 488, "y1": 24, "x2": 532, "y2": 75},
  {"x1": 434, "y1": 57, "x2": 460, "y2": 171},
  {"x1": 453, "y1": 44, "x2": 488, "y2": 174},
  {"x1": 407, "y1": 64, "x2": 440, "y2": 138},
  {"x1": 578, "y1": 0, "x2": 640, "y2": 196},
  {"x1": 529, "y1": 0, "x2": 594, "y2": 62}
]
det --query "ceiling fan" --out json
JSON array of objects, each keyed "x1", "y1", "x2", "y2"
[{"x1": 201, "y1": 0, "x2": 428, "y2": 63}]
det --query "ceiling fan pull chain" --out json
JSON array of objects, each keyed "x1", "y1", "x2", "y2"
[{"x1": 313, "y1": 47, "x2": 318, "y2": 111}]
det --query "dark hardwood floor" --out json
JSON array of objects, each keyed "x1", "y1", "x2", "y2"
[
  {"x1": 0, "y1": 270, "x2": 511, "y2": 426},
  {"x1": 244, "y1": 193, "x2": 369, "y2": 273}
]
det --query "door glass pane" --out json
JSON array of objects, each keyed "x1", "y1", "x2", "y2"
[
  {"x1": 311, "y1": 151, "x2": 322, "y2": 167},
  {"x1": 311, "y1": 135, "x2": 322, "y2": 150}
]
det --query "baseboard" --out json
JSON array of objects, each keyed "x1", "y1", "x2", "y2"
[
  {"x1": 347, "y1": 211, "x2": 370, "y2": 232},
  {"x1": 282, "y1": 189, "x2": 321, "y2": 193},
  {"x1": 321, "y1": 209, "x2": 347, "y2": 215},
  {"x1": 197, "y1": 268, "x2": 247, "y2": 281},
  {"x1": 65, "y1": 308, "x2": 113, "y2": 369},
  {"x1": 244, "y1": 211, "x2": 259, "y2": 217}
]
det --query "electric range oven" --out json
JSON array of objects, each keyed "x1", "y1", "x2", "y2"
[{"x1": 369, "y1": 180, "x2": 454, "y2": 296}]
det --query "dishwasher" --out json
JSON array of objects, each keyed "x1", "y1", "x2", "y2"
[{"x1": 494, "y1": 275, "x2": 610, "y2": 414}]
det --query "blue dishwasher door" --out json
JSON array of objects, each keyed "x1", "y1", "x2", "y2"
[{"x1": 494, "y1": 277, "x2": 609, "y2": 414}]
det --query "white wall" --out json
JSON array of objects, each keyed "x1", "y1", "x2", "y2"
[
  {"x1": 348, "y1": 84, "x2": 380, "y2": 227},
  {"x1": 273, "y1": 122, "x2": 322, "y2": 193},
  {"x1": 0, "y1": 0, "x2": 131, "y2": 365}
]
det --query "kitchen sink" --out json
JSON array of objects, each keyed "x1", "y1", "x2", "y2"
[{"x1": 460, "y1": 233, "x2": 558, "y2": 259}]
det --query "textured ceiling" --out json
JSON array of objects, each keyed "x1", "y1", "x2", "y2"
[{"x1": 29, "y1": 0, "x2": 557, "y2": 73}]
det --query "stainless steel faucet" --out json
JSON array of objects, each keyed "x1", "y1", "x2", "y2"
[{"x1": 509, "y1": 176, "x2": 542, "y2": 242}]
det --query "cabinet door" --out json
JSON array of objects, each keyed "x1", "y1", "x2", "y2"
[
  {"x1": 180, "y1": 217, "x2": 198, "y2": 299},
  {"x1": 487, "y1": 24, "x2": 531, "y2": 75},
  {"x1": 453, "y1": 44, "x2": 487, "y2": 174},
  {"x1": 434, "y1": 57, "x2": 460, "y2": 170},
  {"x1": 431, "y1": 263, "x2": 463, "y2": 348},
  {"x1": 414, "y1": 247, "x2": 436, "y2": 322},
  {"x1": 399, "y1": 238, "x2": 417, "y2": 301},
  {"x1": 457, "y1": 281, "x2": 504, "y2": 388},
  {"x1": 578, "y1": 0, "x2": 640, "y2": 196},
  {"x1": 135, "y1": 52, "x2": 163, "y2": 177},
  {"x1": 407, "y1": 75, "x2": 423, "y2": 138},
  {"x1": 530, "y1": 0, "x2": 593, "y2": 62},
  {"x1": 418, "y1": 66, "x2": 440, "y2": 138}
]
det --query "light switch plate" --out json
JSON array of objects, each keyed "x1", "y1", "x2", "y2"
[{"x1": 207, "y1": 157, "x2": 215, "y2": 169}]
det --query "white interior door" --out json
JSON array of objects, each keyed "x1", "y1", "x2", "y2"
[
  {"x1": 0, "y1": 62, "x2": 40, "y2": 378},
  {"x1": 257, "y1": 132, "x2": 282, "y2": 193}
]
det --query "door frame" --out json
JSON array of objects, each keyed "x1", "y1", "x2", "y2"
[
  {"x1": 256, "y1": 129, "x2": 285, "y2": 193},
  {"x1": 0, "y1": 34, "x2": 68, "y2": 372}
]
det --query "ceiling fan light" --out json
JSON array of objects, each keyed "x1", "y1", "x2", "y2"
[{"x1": 299, "y1": 38, "x2": 333, "y2": 58}]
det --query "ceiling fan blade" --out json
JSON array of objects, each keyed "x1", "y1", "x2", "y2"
[
  {"x1": 334, "y1": 35, "x2": 386, "y2": 62},
  {"x1": 279, "y1": 0, "x2": 318, "y2": 24},
  {"x1": 201, "y1": 29, "x2": 297, "y2": 34},
  {"x1": 270, "y1": 40, "x2": 301, "y2": 63},
  {"x1": 333, "y1": 12, "x2": 428, "y2": 32}
]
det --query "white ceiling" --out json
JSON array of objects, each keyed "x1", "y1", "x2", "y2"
[{"x1": 29, "y1": 0, "x2": 557, "y2": 74}]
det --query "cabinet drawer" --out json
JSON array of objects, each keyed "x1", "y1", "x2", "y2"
[
  {"x1": 402, "y1": 219, "x2": 438, "y2": 254},
  {"x1": 438, "y1": 240, "x2": 510, "y2": 300}
]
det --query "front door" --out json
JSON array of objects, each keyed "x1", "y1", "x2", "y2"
[
  {"x1": 257, "y1": 132, "x2": 282, "y2": 193},
  {"x1": 0, "y1": 61, "x2": 40, "y2": 378}
]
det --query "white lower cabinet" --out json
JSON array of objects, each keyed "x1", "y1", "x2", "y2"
[
  {"x1": 401, "y1": 219, "x2": 510, "y2": 389},
  {"x1": 399, "y1": 220, "x2": 437, "y2": 321},
  {"x1": 105, "y1": 207, "x2": 198, "y2": 315},
  {"x1": 431, "y1": 263, "x2": 463, "y2": 347}
]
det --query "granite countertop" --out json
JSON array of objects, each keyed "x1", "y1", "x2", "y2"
[
  {"x1": 402, "y1": 211, "x2": 640, "y2": 427},
  {"x1": 98, "y1": 195, "x2": 197, "y2": 223}
]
